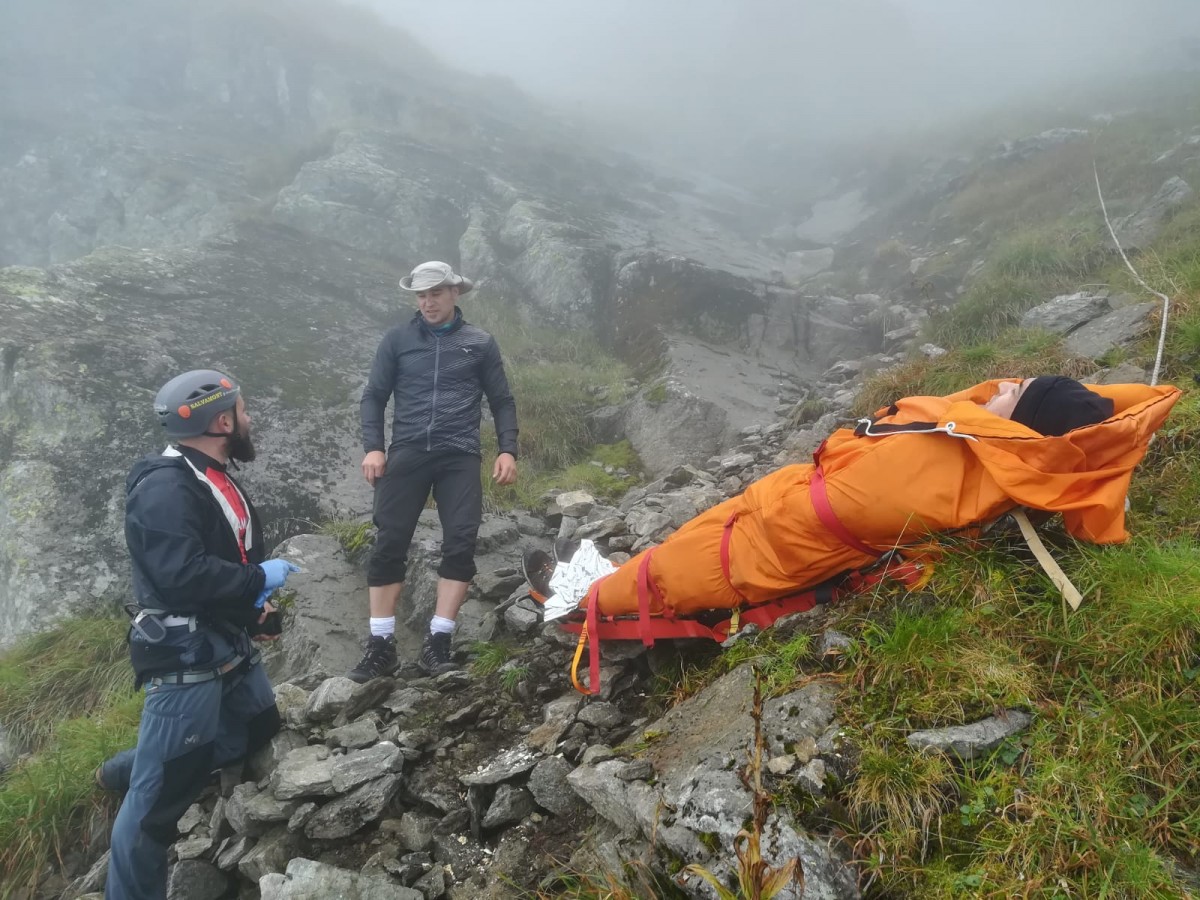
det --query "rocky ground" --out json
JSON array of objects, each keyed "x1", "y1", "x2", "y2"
[{"x1": 48, "y1": 347, "x2": 1146, "y2": 900}]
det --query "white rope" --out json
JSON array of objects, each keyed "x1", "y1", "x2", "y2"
[{"x1": 1093, "y1": 161, "x2": 1171, "y2": 386}]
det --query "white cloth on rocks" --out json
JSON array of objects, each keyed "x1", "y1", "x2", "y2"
[{"x1": 543, "y1": 540, "x2": 616, "y2": 622}]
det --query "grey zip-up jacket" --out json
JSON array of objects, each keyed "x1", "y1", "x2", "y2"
[{"x1": 361, "y1": 308, "x2": 519, "y2": 457}]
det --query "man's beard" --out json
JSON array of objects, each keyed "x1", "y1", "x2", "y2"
[{"x1": 227, "y1": 427, "x2": 256, "y2": 463}]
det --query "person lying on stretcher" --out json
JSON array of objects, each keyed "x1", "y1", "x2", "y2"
[{"x1": 522, "y1": 376, "x2": 1117, "y2": 611}]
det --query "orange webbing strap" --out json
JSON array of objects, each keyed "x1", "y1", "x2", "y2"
[
  {"x1": 810, "y1": 465, "x2": 886, "y2": 558},
  {"x1": 570, "y1": 581, "x2": 604, "y2": 695},
  {"x1": 569, "y1": 621, "x2": 591, "y2": 694}
]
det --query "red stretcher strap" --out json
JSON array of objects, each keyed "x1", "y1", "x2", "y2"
[
  {"x1": 562, "y1": 617, "x2": 725, "y2": 642},
  {"x1": 810, "y1": 465, "x2": 885, "y2": 558},
  {"x1": 587, "y1": 581, "x2": 601, "y2": 694},
  {"x1": 564, "y1": 558, "x2": 927, "y2": 694}
]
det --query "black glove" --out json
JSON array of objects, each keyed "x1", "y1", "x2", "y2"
[{"x1": 246, "y1": 610, "x2": 283, "y2": 638}]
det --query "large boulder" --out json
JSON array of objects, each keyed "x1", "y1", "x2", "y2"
[
  {"x1": 260, "y1": 857, "x2": 421, "y2": 900},
  {"x1": 567, "y1": 665, "x2": 859, "y2": 900},
  {"x1": 0, "y1": 225, "x2": 401, "y2": 644},
  {"x1": 270, "y1": 134, "x2": 477, "y2": 266},
  {"x1": 1115, "y1": 177, "x2": 1193, "y2": 250},
  {"x1": 1064, "y1": 302, "x2": 1158, "y2": 359}
]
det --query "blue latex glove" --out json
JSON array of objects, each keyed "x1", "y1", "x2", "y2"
[
  {"x1": 255, "y1": 586, "x2": 275, "y2": 609},
  {"x1": 260, "y1": 559, "x2": 300, "y2": 592}
]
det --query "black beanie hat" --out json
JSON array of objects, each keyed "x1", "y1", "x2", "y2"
[{"x1": 1010, "y1": 376, "x2": 1114, "y2": 436}]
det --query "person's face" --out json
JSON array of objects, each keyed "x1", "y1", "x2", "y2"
[
  {"x1": 218, "y1": 396, "x2": 256, "y2": 462},
  {"x1": 983, "y1": 378, "x2": 1035, "y2": 419},
  {"x1": 416, "y1": 285, "x2": 459, "y2": 326}
]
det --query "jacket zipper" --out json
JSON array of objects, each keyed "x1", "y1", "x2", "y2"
[{"x1": 427, "y1": 335, "x2": 440, "y2": 450}]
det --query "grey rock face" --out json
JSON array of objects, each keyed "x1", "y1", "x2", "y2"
[
  {"x1": 224, "y1": 783, "x2": 261, "y2": 836},
  {"x1": 555, "y1": 490, "x2": 597, "y2": 518},
  {"x1": 303, "y1": 773, "x2": 403, "y2": 839},
  {"x1": 1064, "y1": 302, "x2": 1158, "y2": 359},
  {"x1": 248, "y1": 730, "x2": 308, "y2": 782},
  {"x1": 567, "y1": 665, "x2": 857, "y2": 899},
  {"x1": 215, "y1": 835, "x2": 254, "y2": 871},
  {"x1": 260, "y1": 857, "x2": 422, "y2": 900},
  {"x1": 566, "y1": 760, "x2": 663, "y2": 838},
  {"x1": 330, "y1": 741, "x2": 404, "y2": 794},
  {"x1": 528, "y1": 757, "x2": 584, "y2": 818},
  {"x1": 576, "y1": 702, "x2": 624, "y2": 730},
  {"x1": 497, "y1": 200, "x2": 607, "y2": 324},
  {"x1": 244, "y1": 792, "x2": 304, "y2": 835},
  {"x1": 481, "y1": 785, "x2": 536, "y2": 830},
  {"x1": 503, "y1": 599, "x2": 541, "y2": 636},
  {"x1": 397, "y1": 811, "x2": 438, "y2": 852},
  {"x1": 0, "y1": 226, "x2": 404, "y2": 644},
  {"x1": 906, "y1": 710, "x2": 1033, "y2": 760},
  {"x1": 460, "y1": 746, "x2": 542, "y2": 786},
  {"x1": 238, "y1": 826, "x2": 298, "y2": 883},
  {"x1": 61, "y1": 850, "x2": 109, "y2": 899},
  {"x1": 272, "y1": 685, "x2": 312, "y2": 729},
  {"x1": 303, "y1": 677, "x2": 357, "y2": 724},
  {"x1": 270, "y1": 745, "x2": 335, "y2": 800},
  {"x1": 327, "y1": 718, "x2": 380, "y2": 750},
  {"x1": 1116, "y1": 176, "x2": 1193, "y2": 249},
  {"x1": 994, "y1": 127, "x2": 1089, "y2": 161},
  {"x1": 166, "y1": 859, "x2": 227, "y2": 900},
  {"x1": 271, "y1": 136, "x2": 472, "y2": 267},
  {"x1": 1020, "y1": 291, "x2": 1111, "y2": 334},
  {"x1": 784, "y1": 248, "x2": 835, "y2": 282},
  {"x1": 261, "y1": 535, "x2": 410, "y2": 685}
]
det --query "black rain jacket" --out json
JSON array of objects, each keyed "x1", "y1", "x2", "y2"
[
  {"x1": 361, "y1": 308, "x2": 519, "y2": 457},
  {"x1": 125, "y1": 448, "x2": 266, "y2": 629}
]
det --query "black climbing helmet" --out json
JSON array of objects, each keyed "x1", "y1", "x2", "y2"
[{"x1": 153, "y1": 369, "x2": 241, "y2": 439}]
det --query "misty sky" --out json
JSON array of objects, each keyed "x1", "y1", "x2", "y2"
[{"x1": 358, "y1": 0, "x2": 1200, "y2": 161}]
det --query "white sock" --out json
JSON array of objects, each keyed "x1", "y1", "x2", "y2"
[
  {"x1": 429, "y1": 615, "x2": 456, "y2": 635},
  {"x1": 370, "y1": 616, "x2": 395, "y2": 638}
]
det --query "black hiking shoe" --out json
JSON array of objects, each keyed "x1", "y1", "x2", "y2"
[
  {"x1": 419, "y1": 631, "x2": 456, "y2": 675},
  {"x1": 348, "y1": 634, "x2": 397, "y2": 683},
  {"x1": 553, "y1": 537, "x2": 581, "y2": 565},
  {"x1": 522, "y1": 548, "x2": 555, "y2": 601}
]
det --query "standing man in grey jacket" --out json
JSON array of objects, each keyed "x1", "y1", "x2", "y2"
[{"x1": 351, "y1": 261, "x2": 518, "y2": 681}]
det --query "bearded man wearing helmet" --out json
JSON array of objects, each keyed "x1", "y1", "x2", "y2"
[{"x1": 98, "y1": 370, "x2": 300, "y2": 900}]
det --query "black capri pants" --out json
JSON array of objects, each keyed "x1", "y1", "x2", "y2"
[{"x1": 368, "y1": 447, "x2": 483, "y2": 586}]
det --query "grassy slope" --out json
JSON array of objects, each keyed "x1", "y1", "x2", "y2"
[
  {"x1": 556, "y1": 84, "x2": 1200, "y2": 899},
  {"x1": 826, "y1": 210, "x2": 1200, "y2": 896},
  {"x1": 666, "y1": 110, "x2": 1200, "y2": 897}
]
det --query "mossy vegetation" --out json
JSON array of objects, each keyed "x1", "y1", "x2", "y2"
[
  {"x1": 469, "y1": 299, "x2": 636, "y2": 511},
  {"x1": 318, "y1": 517, "x2": 375, "y2": 563},
  {"x1": 0, "y1": 618, "x2": 141, "y2": 892}
]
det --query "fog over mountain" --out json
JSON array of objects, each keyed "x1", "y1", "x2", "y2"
[{"x1": 361, "y1": 0, "x2": 1200, "y2": 169}]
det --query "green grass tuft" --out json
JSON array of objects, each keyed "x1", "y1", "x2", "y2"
[
  {"x1": 469, "y1": 641, "x2": 515, "y2": 676},
  {"x1": 318, "y1": 517, "x2": 376, "y2": 562},
  {"x1": 0, "y1": 617, "x2": 133, "y2": 752},
  {"x1": 854, "y1": 330, "x2": 1097, "y2": 416}
]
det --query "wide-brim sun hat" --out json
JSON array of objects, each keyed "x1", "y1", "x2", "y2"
[{"x1": 399, "y1": 260, "x2": 473, "y2": 294}]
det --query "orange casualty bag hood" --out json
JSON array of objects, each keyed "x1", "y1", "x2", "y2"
[{"x1": 583, "y1": 380, "x2": 1180, "y2": 621}]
